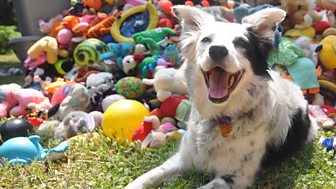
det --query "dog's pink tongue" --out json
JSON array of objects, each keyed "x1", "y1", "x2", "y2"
[{"x1": 208, "y1": 68, "x2": 229, "y2": 99}]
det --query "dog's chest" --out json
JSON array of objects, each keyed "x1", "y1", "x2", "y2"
[{"x1": 190, "y1": 121, "x2": 269, "y2": 173}]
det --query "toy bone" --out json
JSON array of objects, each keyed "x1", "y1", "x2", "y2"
[{"x1": 0, "y1": 135, "x2": 68, "y2": 165}]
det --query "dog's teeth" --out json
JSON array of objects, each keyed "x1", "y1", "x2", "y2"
[{"x1": 229, "y1": 76, "x2": 234, "y2": 86}]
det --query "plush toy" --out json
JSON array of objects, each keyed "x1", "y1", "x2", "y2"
[
  {"x1": 281, "y1": 0, "x2": 333, "y2": 38},
  {"x1": 133, "y1": 27, "x2": 180, "y2": 52},
  {"x1": 159, "y1": 95, "x2": 192, "y2": 125},
  {"x1": 308, "y1": 105, "x2": 335, "y2": 129},
  {"x1": 315, "y1": 34, "x2": 336, "y2": 105},
  {"x1": 73, "y1": 38, "x2": 109, "y2": 68},
  {"x1": 0, "y1": 84, "x2": 52, "y2": 118},
  {"x1": 319, "y1": 133, "x2": 336, "y2": 155},
  {"x1": 316, "y1": 34, "x2": 336, "y2": 71},
  {"x1": 86, "y1": 72, "x2": 114, "y2": 110},
  {"x1": 132, "y1": 115, "x2": 160, "y2": 142},
  {"x1": 110, "y1": 0, "x2": 158, "y2": 43},
  {"x1": 101, "y1": 94, "x2": 126, "y2": 112},
  {"x1": 99, "y1": 42, "x2": 135, "y2": 70},
  {"x1": 142, "y1": 65, "x2": 188, "y2": 101},
  {"x1": 0, "y1": 135, "x2": 68, "y2": 165},
  {"x1": 50, "y1": 83, "x2": 90, "y2": 121},
  {"x1": 38, "y1": 14, "x2": 64, "y2": 36},
  {"x1": 115, "y1": 76, "x2": 147, "y2": 99},
  {"x1": 131, "y1": 114, "x2": 183, "y2": 148},
  {"x1": 87, "y1": 11, "x2": 122, "y2": 38},
  {"x1": 57, "y1": 111, "x2": 97, "y2": 140},
  {"x1": 27, "y1": 36, "x2": 59, "y2": 64},
  {"x1": 38, "y1": 110, "x2": 102, "y2": 140},
  {"x1": 268, "y1": 37, "x2": 320, "y2": 94},
  {"x1": 233, "y1": 3, "x2": 274, "y2": 23},
  {"x1": 294, "y1": 35, "x2": 319, "y2": 65},
  {"x1": 82, "y1": 0, "x2": 103, "y2": 10}
]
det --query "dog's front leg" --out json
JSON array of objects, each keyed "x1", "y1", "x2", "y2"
[
  {"x1": 125, "y1": 153, "x2": 183, "y2": 189},
  {"x1": 198, "y1": 177, "x2": 231, "y2": 189}
]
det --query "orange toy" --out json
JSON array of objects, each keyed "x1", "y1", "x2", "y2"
[
  {"x1": 82, "y1": 0, "x2": 102, "y2": 10},
  {"x1": 87, "y1": 11, "x2": 123, "y2": 38}
]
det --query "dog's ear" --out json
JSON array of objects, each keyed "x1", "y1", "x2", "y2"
[
  {"x1": 172, "y1": 5, "x2": 215, "y2": 33},
  {"x1": 242, "y1": 8, "x2": 286, "y2": 39}
]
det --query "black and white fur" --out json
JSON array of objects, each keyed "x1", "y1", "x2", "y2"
[{"x1": 126, "y1": 6, "x2": 318, "y2": 189}]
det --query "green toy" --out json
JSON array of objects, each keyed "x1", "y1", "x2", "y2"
[
  {"x1": 133, "y1": 27, "x2": 180, "y2": 53},
  {"x1": 268, "y1": 37, "x2": 319, "y2": 92}
]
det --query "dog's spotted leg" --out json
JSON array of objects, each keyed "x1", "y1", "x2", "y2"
[{"x1": 125, "y1": 153, "x2": 183, "y2": 189}]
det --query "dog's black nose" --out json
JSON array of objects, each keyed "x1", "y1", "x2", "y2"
[{"x1": 209, "y1": 45, "x2": 228, "y2": 61}]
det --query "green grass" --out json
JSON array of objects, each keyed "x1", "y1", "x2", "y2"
[
  {"x1": 0, "y1": 53, "x2": 25, "y2": 85},
  {"x1": 0, "y1": 129, "x2": 335, "y2": 188}
]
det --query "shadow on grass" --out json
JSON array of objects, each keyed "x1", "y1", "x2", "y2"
[{"x1": 254, "y1": 143, "x2": 315, "y2": 189}]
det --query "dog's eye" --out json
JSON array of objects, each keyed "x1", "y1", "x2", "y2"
[
  {"x1": 233, "y1": 37, "x2": 248, "y2": 48},
  {"x1": 201, "y1": 37, "x2": 212, "y2": 43}
]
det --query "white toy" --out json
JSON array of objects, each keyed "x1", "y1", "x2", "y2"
[{"x1": 142, "y1": 65, "x2": 188, "y2": 102}]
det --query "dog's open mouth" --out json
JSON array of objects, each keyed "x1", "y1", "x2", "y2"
[{"x1": 203, "y1": 67, "x2": 244, "y2": 104}]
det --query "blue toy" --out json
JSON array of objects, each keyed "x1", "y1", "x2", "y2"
[
  {"x1": 0, "y1": 135, "x2": 68, "y2": 165},
  {"x1": 99, "y1": 42, "x2": 135, "y2": 70},
  {"x1": 320, "y1": 134, "x2": 336, "y2": 156}
]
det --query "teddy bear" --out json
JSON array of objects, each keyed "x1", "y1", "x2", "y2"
[{"x1": 0, "y1": 84, "x2": 52, "y2": 118}]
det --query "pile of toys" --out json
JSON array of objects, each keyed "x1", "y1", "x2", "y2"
[{"x1": 0, "y1": 0, "x2": 336, "y2": 165}]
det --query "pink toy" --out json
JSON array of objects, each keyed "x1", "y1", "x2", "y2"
[
  {"x1": 72, "y1": 15, "x2": 97, "y2": 35},
  {"x1": 123, "y1": 0, "x2": 147, "y2": 11},
  {"x1": 39, "y1": 14, "x2": 63, "y2": 36},
  {"x1": 57, "y1": 28, "x2": 73, "y2": 45},
  {"x1": 0, "y1": 84, "x2": 52, "y2": 118},
  {"x1": 24, "y1": 54, "x2": 47, "y2": 68},
  {"x1": 50, "y1": 82, "x2": 75, "y2": 106},
  {"x1": 156, "y1": 122, "x2": 177, "y2": 134}
]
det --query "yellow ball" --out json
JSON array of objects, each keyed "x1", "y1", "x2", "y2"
[{"x1": 102, "y1": 100, "x2": 150, "y2": 143}]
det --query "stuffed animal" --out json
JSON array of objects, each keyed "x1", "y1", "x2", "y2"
[
  {"x1": 280, "y1": 0, "x2": 320, "y2": 33},
  {"x1": 38, "y1": 14, "x2": 64, "y2": 36},
  {"x1": 316, "y1": 34, "x2": 336, "y2": 71},
  {"x1": 0, "y1": 84, "x2": 52, "y2": 118},
  {"x1": 38, "y1": 111, "x2": 102, "y2": 141},
  {"x1": 0, "y1": 135, "x2": 68, "y2": 165},
  {"x1": 85, "y1": 72, "x2": 114, "y2": 110},
  {"x1": 99, "y1": 42, "x2": 135, "y2": 70},
  {"x1": 27, "y1": 36, "x2": 59, "y2": 64},
  {"x1": 87, "y1": 11, "x2": 122, "y2": 38},
  {"x1": 142, "y1": 65, "x2": 188, "y2": 101},
  {"x1": 319, "y1": 133, "x2": 336, "y2": 155},
  {"x1": 50, "y1": 83, "x2": 90, "y2": 121}
]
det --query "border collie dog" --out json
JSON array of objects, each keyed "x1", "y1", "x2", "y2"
[{"x1": 126, "y1": 6, "x2": 318, "y2": 189}]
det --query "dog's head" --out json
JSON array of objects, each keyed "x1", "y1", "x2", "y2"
[{"x1": 173, "y1": 6, "x2": 286, "y2": 117}]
